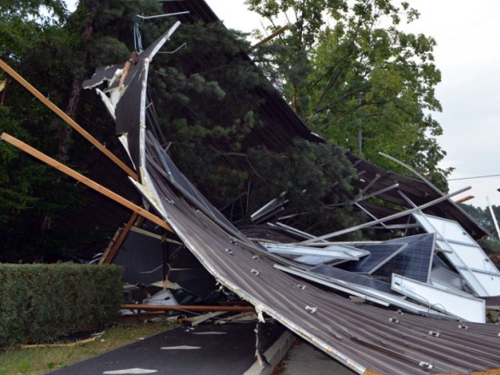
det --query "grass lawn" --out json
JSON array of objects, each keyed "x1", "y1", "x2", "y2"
[{"x1": 0, "y1": 320, "x2": 177, "y2": 375}]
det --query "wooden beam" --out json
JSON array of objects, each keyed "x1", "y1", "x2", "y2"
[
  {"x1": 0, "y1": 59, "x2": 139, "y2": 181},
  {"x1": 455, "y1": 195, "x2": 474, "y2": 204},
  {"x1": 253, "y1": 24, "x2": 291, "y2": 47},
  {"x1": 121, "y1": 304, "x2": 255, "y2": 312},
  {"x1": 1, "y1": 132, "x2": 173, "y2": 232},
  {"x1": 104, "y1": 212, "x2": 140, "y2": 264},
  {"x1": 99, "y1": 227, "x2": 123, "y2": 265}
]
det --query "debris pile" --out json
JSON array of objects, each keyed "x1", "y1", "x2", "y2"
[
  {"x1": 78, "y1": 23, "x2": 500, "y2": 374},
  {"x1": 2, "y1": 3, "x2": 500, "y2": 373}
]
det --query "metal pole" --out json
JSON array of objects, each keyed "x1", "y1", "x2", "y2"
[
  {"x1": 298, "y1": 186, "x2": 471, "y2": 244},
  {"x1": 379, "y1": 152, "x2": 442, "y2": 194},
  {"x1": 379, "y1": 151, "x2": 485, "y2": 235},
  {"x1": 353, "y1": 183, "x2": 399, "y2": 204},
  {"x1": 354, "y1": 174, "x2": 380, "y2": 200},
  {"x1": 135, "y1": 11, "x2": 190, "y2": 20},
  {"x1": 121, "y1": 304, "x2": 255, "y2": 312}
]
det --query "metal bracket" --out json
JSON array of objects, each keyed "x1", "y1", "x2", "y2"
[
  {"x1": 157, "y1": 42, "x2": 187, "y2": 55},
  {"x1": 305, "y1": 306, "x2": 317, "y2": 314}
]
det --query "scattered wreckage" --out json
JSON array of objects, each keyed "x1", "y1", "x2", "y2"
[{"x1": 2, "y1": 3, "x2": 500, "y2": 374}]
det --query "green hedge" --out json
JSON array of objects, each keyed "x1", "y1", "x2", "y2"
[{"x1": 0, "y1": 263, "x2": 123, "y2": 347}]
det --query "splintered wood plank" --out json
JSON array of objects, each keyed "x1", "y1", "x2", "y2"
[{"x1": 1, "y1": 132, "x2": 172, "y2": 232}]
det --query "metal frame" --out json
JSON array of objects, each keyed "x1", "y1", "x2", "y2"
[
  {"x1": 298, "y1": 186, "x2": 471, "y2": 244},
  {"x1": 274, "y1": 265, "x2": 450, "y2": 319},
  {"x1": 391, "y1": 274, "x2": 486, "y2": 323},
  {"x1": 414, "y1": 212, "x2": 500, "y2": 296}
]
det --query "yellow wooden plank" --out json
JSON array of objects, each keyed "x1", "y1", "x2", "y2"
[{"x1": 1, "y1": 132, "x2": 172, "y2": 232}]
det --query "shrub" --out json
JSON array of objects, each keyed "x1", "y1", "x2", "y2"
[{"x1": 0, "y1": 263, "x2": 122, "y2": 347}]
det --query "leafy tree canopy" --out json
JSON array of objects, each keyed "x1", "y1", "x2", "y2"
[
  {"x1": 150, "y1": 20, "x2": 362, "y2": 235},
  {"x1": 248, "y1": 0, "x2": 452, "y2": 191},
  {"x1": 0, "y1": 0, "x2": 158, "y2": 261},
  {"x1": 460, "y1": 203, "x2": 500, "y2": 267}
]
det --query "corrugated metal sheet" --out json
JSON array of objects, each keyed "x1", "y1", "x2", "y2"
[{"x1": 82, "y1": 10, "x2": 500, "y2": 374}]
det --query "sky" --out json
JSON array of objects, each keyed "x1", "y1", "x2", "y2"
[{"x1": 64, "y1": 0, "x2": 500, "y2": 209}]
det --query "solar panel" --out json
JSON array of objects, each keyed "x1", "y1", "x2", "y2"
[
  {"x1": 414, "y1": 212, "x2": 500, "y2": 296},
  {"x1": 308, "y1": 265, "x2": 395, "y2": 294},
  {"x1": 294, "y1": 255, "x2": 343, "y2": 266},
  {"x1": 338, "y1": 243, "x2": 406, "y2": 274},
  {"x1": 372, "y1": 233, "x2": 435, "y2": 283}
]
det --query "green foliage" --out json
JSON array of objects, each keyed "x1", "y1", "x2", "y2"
[
  {"x1": 459, "y1": 203, "x2": 500, "y2": 267},
  {"x1": 149, "y1": 21, "x2": 362, "y2": 234},
  {"x1": 0, "y1": 322, "x2": 177, "y2": 375},
  {"x1": 0, "y1": 105, "x2": 95, "y2": 262},
  {"x1": 0, "y1": 264, "x2": 122, "y2": 347},
  {"x1": 0, "y1": 0, "x2": 454, "y2": 260},
  {"x1": 247, "y1": 139, "x2": 365, "y2": 235},
  {"x1": 0, "y1": 0, "x2": 165, "y2": 262},
  {"x1": 0, "y1": 0, "x2": 67, "y2": 64},
  {"x1": 460, "y1": 203, "x2": 500, "y2": 241},
  {"x1": 249, "y1": 0, "x2": 452, "y2": 191}
]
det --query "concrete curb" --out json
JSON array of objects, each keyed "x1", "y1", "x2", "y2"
[{"x1": 243, "y1": 330, "x2": 295, "y2": 375}]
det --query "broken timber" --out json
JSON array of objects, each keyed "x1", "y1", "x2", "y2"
[
  {"x1": 121, "y1": 304, "x2": 255, "y2": 312},
  {"x1": 0, "y1": 132, "x2": 172, "y2": 232},
  {"x1": 103, "y1": 212, "x2": 140, "y2": 264}
]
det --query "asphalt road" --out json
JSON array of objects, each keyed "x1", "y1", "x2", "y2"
[
  {"x1": 277, "y1": 339, "x2": 355, "y2": 375},
  {"x1": 48, "y1": 322, "x2": 284, "y2": 375}
]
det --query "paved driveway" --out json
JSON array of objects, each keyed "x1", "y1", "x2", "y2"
[{"x1": 49, "y1": 323, "x2": 284, "y2": 375}]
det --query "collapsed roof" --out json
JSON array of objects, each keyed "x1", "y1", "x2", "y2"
[
  {"x1": 77, "y1": 15, "x2": 500, "y2": 373},
  {"x1": 0, "y1": 0, "x2": 497, "y2": 373}
]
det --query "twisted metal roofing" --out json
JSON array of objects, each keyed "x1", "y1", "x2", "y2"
[{"x1": 83, "y1": 9, "x2": 500, "y2": 374}]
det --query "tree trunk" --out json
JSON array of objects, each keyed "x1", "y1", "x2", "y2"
[
  {"x1": 57, "y1": 7, "x2": 97, "y2": 163},
  {"x1": 42, "y1": 6, "x2": 97, "y2": 231}
]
